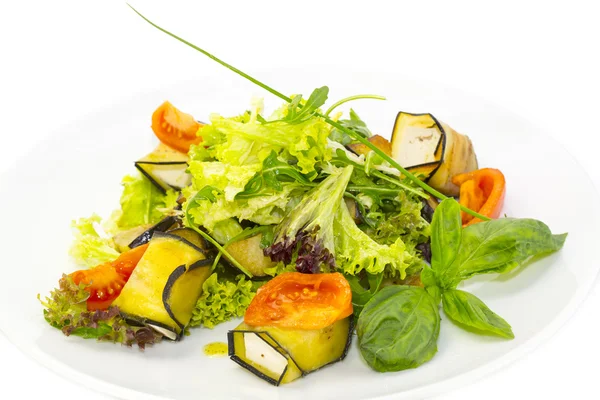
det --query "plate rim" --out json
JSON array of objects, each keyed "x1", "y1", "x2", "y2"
[{"x1": 2, "y1": 71, "x2": 600, "y2": 400}]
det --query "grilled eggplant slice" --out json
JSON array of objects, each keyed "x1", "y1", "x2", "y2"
[
  {"x1": 135, "y1": 143, "x2": 191, "y2": 193},
  {"x1": 167, "y1": 227, "x2": 212, "y2": 254},
  {"x1": 113, "y1": 229, "x2": 212, "y2": 340},
  {"x1": 127, "y1": 215, "x2": 181, "y2": 249},
  {"x1": 225, "y1": 234, "x2": 275, "y2": 277},
  {"x1": 113, "y1": 224, "x2": 152, "y2": 252},
  {"x1": 390, "y1": 112, "x2": 478, "y2": 196},
  {"x1": 228, "y1": 317, "x2": 353, "y2": 386}
]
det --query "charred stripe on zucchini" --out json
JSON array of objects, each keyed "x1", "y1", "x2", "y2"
[{"x1": 112, "y1": 229, "x2": 212, "y2": 340}]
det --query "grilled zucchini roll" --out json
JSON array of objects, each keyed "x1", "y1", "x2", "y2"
[
  {"x1": 112, "y1": 228, "x2": 212, "y2": 340},
  {"x1": 228, "y1": 272, "x2": 353, "y2": 385},
  {"x1": 390, "y1": 112, "x2": 478, "y2": 196}
]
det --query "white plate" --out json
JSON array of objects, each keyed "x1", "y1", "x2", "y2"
[{"x1": 1, "y1": 69, "x2": 599, "y2": 400}]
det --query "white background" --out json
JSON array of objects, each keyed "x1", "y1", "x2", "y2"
[{"x1": 1, "y1": 1, "x2": 599, "y2": 399}]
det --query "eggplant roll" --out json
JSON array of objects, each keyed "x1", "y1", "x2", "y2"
[
  {"x1": 391, "y1": 112, "x2": 478, "y2": 196},
  {"x1": 112, "y1": 229, "x2": 212, "y2": 340},
  {"x1": 228, "y1": 317, "x2": 353, "y2": 386},
  {"x1": 135, "y1": 143, "x2": 191, "y2": 193}
]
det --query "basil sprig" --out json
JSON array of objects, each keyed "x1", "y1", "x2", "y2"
[{"x1": 357, "y1": 198, "x2": 567, "y2": 372}]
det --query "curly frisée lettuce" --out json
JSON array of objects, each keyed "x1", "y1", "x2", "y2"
[
  {"x1": 334, "y1": 201, "x2": 414, "y2": 279},
  {"x1": 38, "y1": 275, "x2": 161, "y2": 349},
  {"x1": 69, "y1": 214, "x2": 120, "y2": 268},
  {"x1": 190, "y1": 272, "x2": 259, "y2": 328}
]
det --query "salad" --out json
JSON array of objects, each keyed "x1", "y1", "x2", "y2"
[{"x1": 38, "y1": 6, "x2": 567, "y2": 386}]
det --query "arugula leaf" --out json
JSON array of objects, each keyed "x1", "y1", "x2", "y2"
[
  {"x1": 287, "y1": 87, "x2": 329, "y2": 124},
  {"x1": 187, "y1": 185, "x2": 221, "y2": 203},
  {"x1": 442, "y1": 218, "x2": 567, "y2": 288},
  {"x1": 329, "y1": 109, "x2": 373, "y2": 144},
  {"x1": 237, "y1": 151, "x2": 312, "y2": 198},
  {"x1": 357, "y1": 286, "x2": 440, "y2": 372},
  {"x1": 442, "y1": 289, "x2": 514, "y2": 339},
  {"x1": 430, "y1": 198, "x2": 462, "y2": 273}
]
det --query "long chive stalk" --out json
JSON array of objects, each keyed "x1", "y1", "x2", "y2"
[{"x1": 128, "y1": 4, "x2": 490, "y2": 222}]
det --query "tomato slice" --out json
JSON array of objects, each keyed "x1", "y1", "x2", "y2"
[
  {"x1": 72, "y1": 263, "x2": 127, "y2": 311},
  {"x1": 151, "y1": 101, "x2": 203, "y2": 153},
  {"x1": 70, "y1": 244, "x2": 149, "y2": 311},
  {"x1": 244, "y1": 272, "x2": 353, "y2": 330},
  {"x1": 112, "y1": 243, "x2": 148, "y2": 279}
]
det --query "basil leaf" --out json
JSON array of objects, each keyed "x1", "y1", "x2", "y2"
[
  {"x1": 442, "y1": 218, "x2": 567, "y2": 288},
  {"x1": 420, "y1": 265, "x2": 441, "y2": 304},
  {"x1": 357, "y1": 286, "x2": 440, "y2": 372},
  {"x1": 442, "y1": 289, "x2": 514, "y2": 339},
  {"x1": 430, "y1": 198, "x2": 462, "y2": 273}
]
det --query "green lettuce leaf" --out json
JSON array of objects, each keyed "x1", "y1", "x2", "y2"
[
  {"x1": 190, "y1": 272, "x2": 259, "y2": 328},
  {"x1": 188, "y1": 161, "x2": 260, "y2": 202},
  {"x1": 69, "y1": 214, "x2": 120, "y2": 267},
  {"x1": 184, "y1": 183, "x2": 301, "y2": 231},
  {"x1": 116, "y1": 173, "x2": 179, "y2": 229},
  {"x1": 209, "y1": 113, "x2": 332, "y2": 175}
]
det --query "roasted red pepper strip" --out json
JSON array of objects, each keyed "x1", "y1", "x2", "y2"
[
  {"x1": 452, "y1": 168, "x2": 506, "y2": 226},
  {"x1": 71, "y1": 244, "x2": 149, "y2": 311},
  {"x1": 244, "y1": 272, "x2": 353, "y2": 330}
]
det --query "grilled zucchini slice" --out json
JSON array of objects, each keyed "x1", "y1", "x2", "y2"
[
  {"x1": 228, "y1": 317, "x2": 353, "y2": 386},
  {"x1": 113, "y1": 229, "x2": 212, "y2": 340}
]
